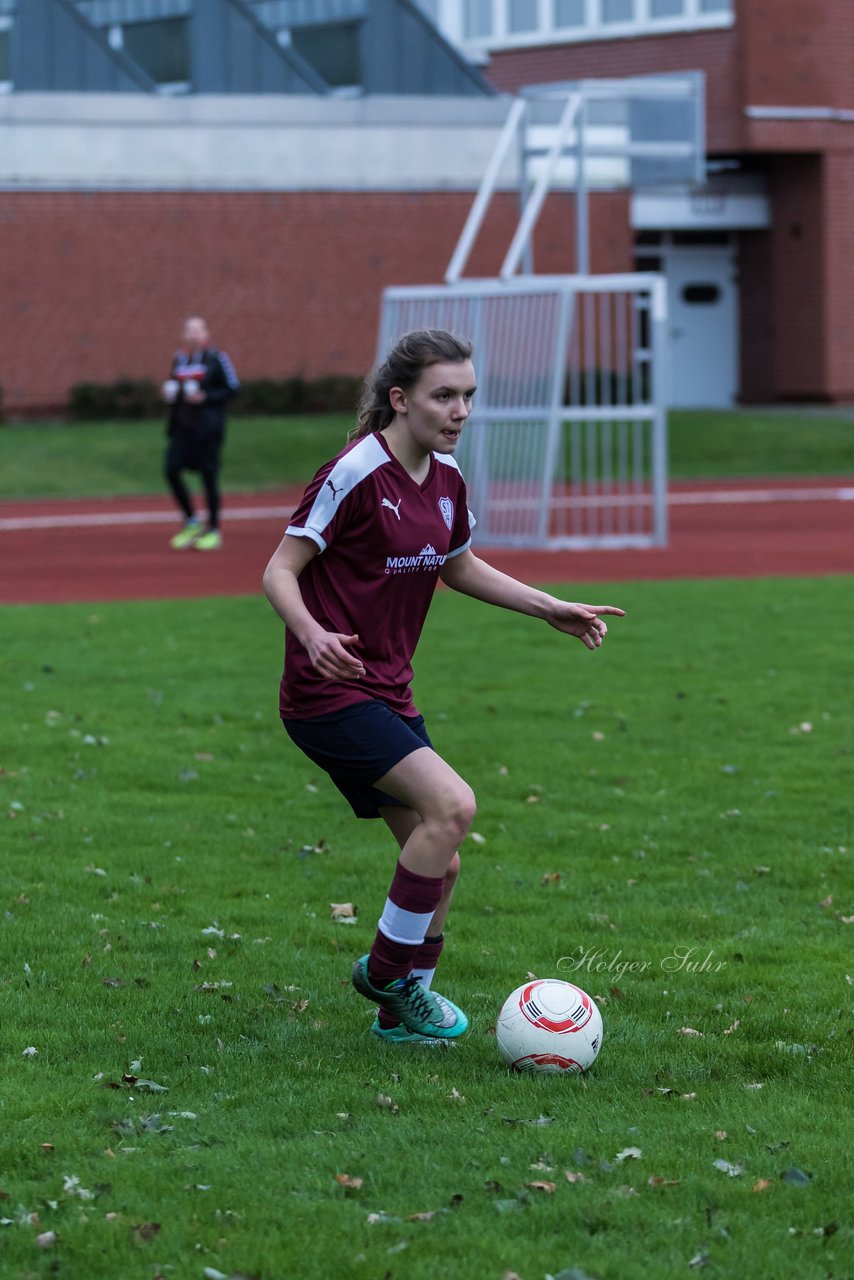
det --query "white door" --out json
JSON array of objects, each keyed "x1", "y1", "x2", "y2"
[{"x1": 665, "y1": 248, "x2": 738, "y2": 408}]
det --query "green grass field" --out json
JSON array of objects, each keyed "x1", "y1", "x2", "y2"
[
  {"x1": 1, "y1": 408, "x2": 852, "y2": 501},
  {"x1": 3, "y1": 579, "x2": 852, "y2": 1279}
]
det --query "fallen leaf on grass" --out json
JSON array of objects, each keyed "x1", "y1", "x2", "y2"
[
  {"x1": 688, "y1": 1252, "x2": 709, "y2": 1268},
  {"x1": 62, "y1": 1175, "x2": 95, "y2": 1200},
  {"x1": 335, "y1": 1174, "x2": 363, "y2": 1191},
  {"x1": 407, "y1": 1210, "x2": 438, "y2": 1222},
  {"x1": 648, "y1": 1175, "x2": 680, "y2": 1188},
  {"x1": 526, "y1": 1181, "x2": 556, "y2": 1193},
  {"x1": 564, "y1": 1171, "x2": 586, "y2": 1184},
  {"x1": 375, "y1": 1093, "x2": 399, "y2": 1115},
  {"x1": 366, "y1": 1211, "x2": 401, "y2": 1225},
  {"x1": 723, "y1": 1020, "x2": 741, "y2": 1035},
  {"x1": 469, "y1": 831, "x2": 487, "y2": 843},
  {"x1": 615, "y1": 1147, "x2": 642, "y2": 1163},
  {"x1": 819, "y1": 894, "x2": 833, "y2": 908},
  {"x1": 714, "y1": 1131, "x2": 727, "y2": 1141},
  {"x1": 503, "y1": 1115, "x2": 554, "y2": 1127},
  {"x1": 676, "y1": 1027, "x2": 704, "y2": 1037},
  {"x1": 781, "y1": 1167, "x2": 812, "y2": 1186},
  {"x1": 36, "y1": 1231, "x2": 56, "y2": 1249},
  {"x1": 542, "y1": 873, "x2": 561, "y2": 885},
  {"x1": 330, "y1": 902, "x2": 357, "y2": 922},
  {"x1": 21, "y1": 1046, "x2": 38, "y2": 1057},
  {"x1": 713, "y1": 1159, "x2": 744, "y2": 1177},
  {"x1": 449, "y1": 1088, "x2": 465, "y2": 1103},
  {"x1": 132, "y1": 1221, "x2": 161, "y2": 1242},
  {"x1": 102, "y1": 978, "x2": 126, "y2": 988},
  {"x1": 116, "y1": 1074, "x2": 169, "y2": 1093},
  {"x1": 752, "y1": 1179, "x2": 773, "y2": 1193}
]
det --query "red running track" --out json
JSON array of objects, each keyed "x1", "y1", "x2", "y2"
[{"x1": 0, "y1": 478, "x2": 851, "y2": 605}]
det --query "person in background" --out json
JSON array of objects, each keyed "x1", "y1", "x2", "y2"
[{"x1": 162, "y1": 316, "x2": 239, "y2": 551}]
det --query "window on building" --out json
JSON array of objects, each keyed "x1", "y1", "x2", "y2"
[
  {"x1": 682, "y1": 283, "x2": 722, "y2": 304},
  {"x1": 602, "y1": 0, "x2": 633, "y2": 22},
  {"x1": 650, "y1": 0, "x2": 685, "y2": 17},
  {"x1": 0, "y1": 30, "x2": 9, "y2": 86},
  {"x1": 554, "y1": 0, "x2": 586, "y2": 27},
  {"x1": 121, "y1": 16, "x2": 189, "y2": 85},
  {"x1": 442, "y1": 0, "x2": 733, "y2": 47},
  {"x1": 290, "y1": 21, "x2": 361, "y2": 88},
  {"x1": 463, "y1": 0, "x2": 493, "y2": 38},
  {"x1": 509, "y1": 0, "x2": 538, "y2": 33}
]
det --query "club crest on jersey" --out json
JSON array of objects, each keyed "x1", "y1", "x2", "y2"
[{"x1": 438, "y1": 497, "x2": 454, "y2": 531}]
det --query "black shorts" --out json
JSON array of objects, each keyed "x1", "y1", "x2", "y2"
[{"x1": 283, "y1": 698, "x2": 433, "y2": 819}]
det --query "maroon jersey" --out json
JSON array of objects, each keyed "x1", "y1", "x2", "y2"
[{"x1": 279, "y1": 431, "x2": 474, "y2": 719}]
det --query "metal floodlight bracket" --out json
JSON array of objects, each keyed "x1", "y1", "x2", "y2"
[{"x1": 445, "y1": 71, "x2": 705, "y2": 282}]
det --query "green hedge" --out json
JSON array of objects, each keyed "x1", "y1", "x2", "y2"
[{"x1": 69, "y1": 375, "x2": 363, "y2": 421}]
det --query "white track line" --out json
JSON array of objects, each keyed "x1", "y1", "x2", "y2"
[
  {"x1": 0, "y1": 504, "x2": 292, "y2": 532},
  {"x1": 670, "y1": 486, "x2": 854, "y2": 506},
  {"x1": 0, "y1": 486, "x2": 852, "y2": 532}
]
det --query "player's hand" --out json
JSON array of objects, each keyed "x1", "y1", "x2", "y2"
[
  {"x1": 546, "y1": 602, "x2": 626, "y2": 650},
  {"x1": 305, "y1": 631, "x2": 366, "y2": 681}
]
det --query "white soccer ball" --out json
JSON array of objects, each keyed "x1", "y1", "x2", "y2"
[
  {"x1": 183, "y1": 378, "x2": 200, "y2": 396},
  {"x1": 496, "y1": 978, "x2": 604, "y2": 1075}
]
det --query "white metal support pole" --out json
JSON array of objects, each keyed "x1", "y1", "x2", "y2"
[
  {"x1": 499, "y1": 92, "x2": 582, "y2": 281},
  {"x1": 575, "y1": 93, "x2": 589, "y2": 275},
  {"x1": 445, "y1": 97, "x2": 527, "y2": 284},
  {"x1": 649, "y1": 275, "x2": 669, "y2": 546},
  {"x1": 537, "y1": 287, "x2": 575, "y2": 544}
]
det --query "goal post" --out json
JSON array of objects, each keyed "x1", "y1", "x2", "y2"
[{"x1": 378, "y1": 273, "x2": 669, "y2": 549}]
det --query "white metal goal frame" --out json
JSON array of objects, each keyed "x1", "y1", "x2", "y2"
[{"x1": 379, "y1": 273, "x2": 669, "y2": 550}]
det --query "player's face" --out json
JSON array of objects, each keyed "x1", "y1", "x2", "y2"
[
  {"x1": 182, "y1": 318, "x2": 209, "y2": 350},
  {"x1": 400, "y1": 360, "x2": 477, "y2": 455}
]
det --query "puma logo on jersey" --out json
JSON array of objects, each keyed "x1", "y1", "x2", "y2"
[
  {"x1": 326, "y1": 478, "x2": 343, "y2": 500},
  {"x1": 382, "y1": 497, "x2": 402, "y2": 520}
]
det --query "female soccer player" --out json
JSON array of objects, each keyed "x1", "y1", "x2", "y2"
[{"x1": 263, "y1": 330, "x2": 624, "y2": 1043}]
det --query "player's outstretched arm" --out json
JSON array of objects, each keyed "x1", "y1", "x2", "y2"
[
  {"x1": 263, "y1": 535, "x2": 366, "y2": 680},
  {"x1": 440, "y1": 549, "x2": 625, "y2": 650}
]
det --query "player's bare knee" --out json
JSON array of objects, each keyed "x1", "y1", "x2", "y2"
[
  {"x1": 445, "y1": 852, "x2": 461, "y2": 887},
  {"x1": 443, "y1": 784, "x2": 476, "y2": 846}
]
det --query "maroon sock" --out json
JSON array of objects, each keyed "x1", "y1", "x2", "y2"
[
  {"x1": 412, "y1": 932, "x2": 445, "y2": 980},
  {"x1": 368, "y1": 861, "x2": 444, "y2": 986},
  {"x1": 377, "y1": 933, "x2": 445, "y2": 1030}
]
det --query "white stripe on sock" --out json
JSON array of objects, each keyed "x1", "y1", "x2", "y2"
[
  {"x1": 377, "y1": 899, "x2": 435, "y2": 946},
  {"x1": 410, "y1": 966, "x2": 435, "y2": 990}
]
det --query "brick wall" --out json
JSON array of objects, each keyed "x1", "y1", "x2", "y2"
[
  {"x1": 767, "y1": 155, "x2": 826, "y2": 400},
  {"x1": 823, "y1": 151, "x2": 854, "y2": 400},
  {"x1": 738, "y1": 227, "x2": 775, "y2": 404},
  {"x1": 0, "y1": 189, "x2": 630, "y2": 415}
]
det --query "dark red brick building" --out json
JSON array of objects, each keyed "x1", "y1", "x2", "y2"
[{"x1": 0, "y1": 0, "x2": 851, "y2": 413}]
